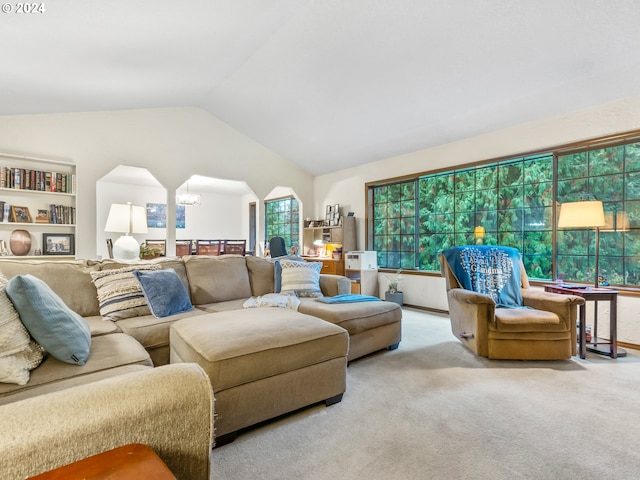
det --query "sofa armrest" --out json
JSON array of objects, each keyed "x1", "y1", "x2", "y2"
[
  {"x1": 521, "y1": 289, "x2": 584, "y2": 346},
  {"x1": 320, "y1": 274, "x2": 352, "y2": 296},
  {"x1": 449, "y1": 287, "x2": 496, "y2": 306},
  {"x1": 446, "y1": 288, "x2": 496, "y2": 357},
  {"x1": 0, "y1": 363, "x2": 213, "y2": 480}
]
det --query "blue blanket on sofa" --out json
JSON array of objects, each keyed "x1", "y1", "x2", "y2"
[
  {"x1": 315, "y1": 294, "x2": 381, "y2": 304},
  {"x1": 441, "y1": 245, "x2": 523, "y2": 308}
]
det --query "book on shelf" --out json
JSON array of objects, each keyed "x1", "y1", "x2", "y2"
[
  {"x1": 0, "y1": 166, "x2": 75, "y2": 194},
  {"x1": 48, "y1": 204, "x2": 76, "y2": 224}
]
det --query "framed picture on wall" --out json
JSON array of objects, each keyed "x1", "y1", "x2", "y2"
[{"x1": 146, "y1": 203, "x2": 186, "y2": 229}]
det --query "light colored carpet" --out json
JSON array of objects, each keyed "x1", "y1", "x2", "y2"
[{"x1": 211, "y1": 308, "x2": 640, "y2": 479}]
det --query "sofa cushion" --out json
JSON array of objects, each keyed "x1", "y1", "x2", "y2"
[
  {"x1": 0, "y1": 333, "x2": 153, "y2": 403},
  {"x1": 298, "y1": 298, "x2": 402, "y2": 336},
  {"x1": 245, "y1": 255, "x2": 275, "y2": 296},
  {"x1": 184, "y1": 255, "x2": 252, "y2": 304},
  {"x1": 0, "y1": 259, "x2": 102, "y2": 317},
  {"x1": 84, "y1": 316, "x2": 121, "y2": 337},
  {"x1": 493, "y1": 308, "x2": 564, "y2": 333},
  {"x1": 115, "y1": 308, "x2": 208, "y2": 352},
  {"x1": 6, "y1": 274, "x2": 91, "y2": 366},
  {"x1": 90, "y1": 264, "x2": 160, "y2": 320},
  {"x1": 279, "y1": 259, "x2": 323, "y2": 297},
  {"x1": 134, "y1": 268, "x2": 194, "y2": 318},
  {"x1": 0, "y1": 274, "x2": 44, "y2": 385},
  {"x1": 196, "y1": 299, "x2": 248, "y2": 313}
]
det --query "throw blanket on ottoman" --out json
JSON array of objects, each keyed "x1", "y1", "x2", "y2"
[
  {"x1": 441, "y1": 245, "x2": 523, "y2": 308},
  {"x1": 315, "y1": 294, "x2": 381, "y2": 304}
]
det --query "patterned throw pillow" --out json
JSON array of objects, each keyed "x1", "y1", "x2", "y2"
[
  {"x1": 90, "y1": 264, "x2": 161, "y2": 320},
  {"x1": 279, "y1": 259, "x2": 323, "y2": 297},
  {"x1": 0, "y1": 273, "x2": 44, "y2": 384},
  {"x1": 271, "y1": 255, "x2": 306, "y2": 293}
]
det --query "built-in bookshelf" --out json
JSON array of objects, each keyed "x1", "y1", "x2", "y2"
[{"x1": 0, "y1": 152, "x2": 76, "y2": 259}]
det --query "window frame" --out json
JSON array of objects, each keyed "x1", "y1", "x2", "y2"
[
  {"x1": 366, "y1": 129, "x2": 640, "y2": 290},
  {"x1": 264, "y1": 195, "x2": 299, "y2": 251}
]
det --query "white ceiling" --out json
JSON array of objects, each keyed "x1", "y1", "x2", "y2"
[{"x1": 3, "y1": 1, "x2": 640, "y2": 176}]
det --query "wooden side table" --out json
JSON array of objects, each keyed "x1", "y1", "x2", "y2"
[
  {"x1": 28, "y1": 443, "x2": 176, "y2": 480},
  {"x1": 544, "y1": 284, "x2": 625, "y2": 359}
]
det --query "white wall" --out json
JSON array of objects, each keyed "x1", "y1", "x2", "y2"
[
  {"x1": 0, "y1": 107, "x2": 313, "y2": 259},
  {"x1": 314, "y1": 95, "x2": 640, "y2": 345}
]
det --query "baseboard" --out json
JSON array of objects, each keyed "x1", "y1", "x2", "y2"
[{"x1": 400, "y1": 304, "x2": 448, "y2": 315}]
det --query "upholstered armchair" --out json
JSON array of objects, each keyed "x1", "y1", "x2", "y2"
[{"x1": 439, "y1": 246, "x2": 584, "y2": 360}]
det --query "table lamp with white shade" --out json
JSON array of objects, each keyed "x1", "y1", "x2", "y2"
[{"x1": 105, "y1": 203, "x2": 148, "y2": 261}]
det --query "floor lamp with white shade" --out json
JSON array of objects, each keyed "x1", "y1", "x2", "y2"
[{"x1": 557, "y1": 199, "x2": 606, "y2": 288}]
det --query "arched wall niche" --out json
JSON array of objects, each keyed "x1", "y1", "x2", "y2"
[
  {"x1": 175, "y1": 174, "x2": 258, "y2": 255},
  {"x1": 97, "y1": 166, "x2": 259, "y2": 258},
  {"x1": 264, "y1": 186, "x2": 304, "y2": 255}
]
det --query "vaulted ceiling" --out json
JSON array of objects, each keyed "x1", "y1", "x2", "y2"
[{"x1": 3, "y1": 1, "x2": 640, "y2": 176}]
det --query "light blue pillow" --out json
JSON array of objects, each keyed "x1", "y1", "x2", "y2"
[
  {"x1": 6, "y1": 274, "x2": 91, "y2": 365},
  {"x1": 133, "y1": 268, "x2": 194, "y2": 318}
]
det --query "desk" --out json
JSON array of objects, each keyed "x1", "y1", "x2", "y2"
[
  {"x1": 28, "y1": 444, "x2": 176, "y2": 480},
  {"x1": 301, "y1": 256, "x2": 345, "y2": 276},
  {"x1": 544, "y1": 285, "x2": 625, "y2": 359}
]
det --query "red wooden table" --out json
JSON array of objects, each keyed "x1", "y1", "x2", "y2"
[{"x1": 28, "y1": 443, "x2": 176, "y2": 480}]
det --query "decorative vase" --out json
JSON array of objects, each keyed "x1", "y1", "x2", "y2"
[
  {"x1": 9, "y1": 229, "x2": 31, "y2": 256},
  {"x1": 385, "y1": 291, "x2": 403, "y2": 306}
]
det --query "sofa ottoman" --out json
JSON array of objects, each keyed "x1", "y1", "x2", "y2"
[
  {"x1": 298, "y1": 299, "x2": 402, "y2": 361},
  {"x1": 170, "y1": 308, "x2": 349, "y2": 439}
]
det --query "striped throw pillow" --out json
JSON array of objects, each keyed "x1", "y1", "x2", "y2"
[
  {"x1": 279, "y1": 259, "x2": 323, "y2": 297},
  {"x1": 91, "y1": 264, "x2": 161, "y2": 320}
]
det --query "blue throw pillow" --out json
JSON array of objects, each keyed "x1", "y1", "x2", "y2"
[
  {"x1": 6, "y1": 274, "x2": 91, "y2": 365},
  {"x1": 133, "y1": 268, "x2": 194, "y2": 318}
]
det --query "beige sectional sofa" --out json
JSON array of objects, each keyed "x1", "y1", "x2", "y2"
[
  {"x1": 0, "y1": 254, "x2": 402, "y2": 460},
  {"x1": 1, "y1": 363, "x2": 214, "y2": 480}
]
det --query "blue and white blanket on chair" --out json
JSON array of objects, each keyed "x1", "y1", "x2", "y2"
[{"x1": 441, "y1": 245, "x2": 524, "y2": 308}]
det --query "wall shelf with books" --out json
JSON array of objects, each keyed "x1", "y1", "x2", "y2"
[{"x1": 0, "y1": 152, "x2": 76, "y2": 258}]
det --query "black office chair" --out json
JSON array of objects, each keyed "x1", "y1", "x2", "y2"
[{"x1": 268, "y1": 236, "x2": 287, "y2": 258}]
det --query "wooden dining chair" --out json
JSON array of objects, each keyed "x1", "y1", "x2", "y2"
[
  {"x1": 195, "y1": 240, "x2": 222, "y2": 256},
  {"x1": 223, "y1": 240, "x2": 246, "y2": 256},
  {"x1": 176, "y1": 239, "x2": 192, "y2": 257}
]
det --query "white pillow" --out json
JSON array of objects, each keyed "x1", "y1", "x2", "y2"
[
  {"x1": 0, "y1": 273, "x2": 44, "y2": 385},
  {"x1": 279, "y1": 260, "x2": 323, "y2": 298}
]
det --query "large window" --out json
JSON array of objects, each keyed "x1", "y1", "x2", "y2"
[
  {"x1": 265, "y1": 196, "x2": 299, "y2": 250},
  {"x1": 368, "y1": 135, "x2": 640, "y2": 287},
  {"x1": 557, "y1": 143, "x2": 640, "y2": 285}
]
